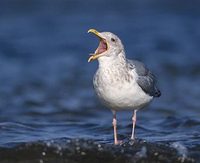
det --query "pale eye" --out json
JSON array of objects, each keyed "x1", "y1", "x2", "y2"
[{"x1": 111, "y1": 38, "x2": 116, "y2": 42}]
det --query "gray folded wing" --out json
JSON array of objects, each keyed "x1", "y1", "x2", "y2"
[{"x1": 127, "y1": 59, "x2": 161, "y2": 97}]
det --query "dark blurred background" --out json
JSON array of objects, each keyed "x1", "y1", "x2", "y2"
[{"x1": 0, "y1": 0, "x2": 200, "y2": 156}]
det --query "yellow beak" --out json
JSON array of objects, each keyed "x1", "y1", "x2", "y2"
[
  {"x1": 88, "y1": 29, "x2": 102, "y2": 38},
  {"x1": 88, "y1": 53, "x2": 101, "y2": 62},
  {"x1": 87, "y1": 29, "x2": 108, "y2": 62}
]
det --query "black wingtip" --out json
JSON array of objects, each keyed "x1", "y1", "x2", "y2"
[{"x1": 154, "y1": 90, "x2": 161, "y2": 97}]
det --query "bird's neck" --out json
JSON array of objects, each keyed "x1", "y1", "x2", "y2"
[
  {"x1": 97, "y1": 51, "x2": 131, "y2": 84},
  {"x1": 98, "y1": 51, "x2": 127, "y2": 70}
]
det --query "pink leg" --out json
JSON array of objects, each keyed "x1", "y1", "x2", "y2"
[
  {"x1": 131, "y1": 110, "x2": 137, "y2": 140},
  {"x1": 112, "y1": 111, "x2": 122, "y2": 145}
]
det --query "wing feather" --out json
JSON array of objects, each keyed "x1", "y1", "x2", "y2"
[{"x1": 127, "y1": 59, "x2": 161, "y2": 97}]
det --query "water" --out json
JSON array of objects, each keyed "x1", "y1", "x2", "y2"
[{"x1": 0, "y1": 0, "x2": 200, "y2": 162}]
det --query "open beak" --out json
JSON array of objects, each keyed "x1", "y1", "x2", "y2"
[{"x1": 88, "y1": 29, "x2": 108, "y2": 62}]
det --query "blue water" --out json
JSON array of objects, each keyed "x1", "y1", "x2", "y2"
[{"x1": 0, "y1": 0, "x2": 200, "y2": 162}]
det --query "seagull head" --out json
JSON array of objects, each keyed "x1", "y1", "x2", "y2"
[{"x1": 88, "y1": 29, "x2": 124, "y2": 62}]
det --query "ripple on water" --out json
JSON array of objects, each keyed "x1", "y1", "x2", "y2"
[{"x1": 0, "y1": 0, "x2": 200, "y2": 162}]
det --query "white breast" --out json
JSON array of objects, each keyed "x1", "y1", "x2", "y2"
[{"x1": 93, "y1": 67, "x2": 153, "y2": 111}]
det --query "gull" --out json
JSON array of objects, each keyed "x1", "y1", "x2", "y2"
[{"x1": 87, "y1": 29, "x2": 161, "y2": 145}]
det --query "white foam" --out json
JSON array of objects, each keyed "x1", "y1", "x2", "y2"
[
  {"x1": 171, "y1": 142, "x2": 188, "y2": 162},
  {"x1": 135, "y1": 146, "x2": 147, "y2": 158}
]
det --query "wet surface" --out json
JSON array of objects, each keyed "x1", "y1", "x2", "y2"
[
  {"x1": 0, "y1": 0, "x2": 200, "y2": 162},
  {"x1": 0, "y1": 138, "x2": 196, "y2": 163}
]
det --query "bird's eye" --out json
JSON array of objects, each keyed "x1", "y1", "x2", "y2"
[{"x1": 111, "y1": 38, "x2": 116, "y2": 42}]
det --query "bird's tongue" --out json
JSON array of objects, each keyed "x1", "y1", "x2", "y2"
[{"x1": 96, "y1": 40, "x2": 107, "y2": 54}]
